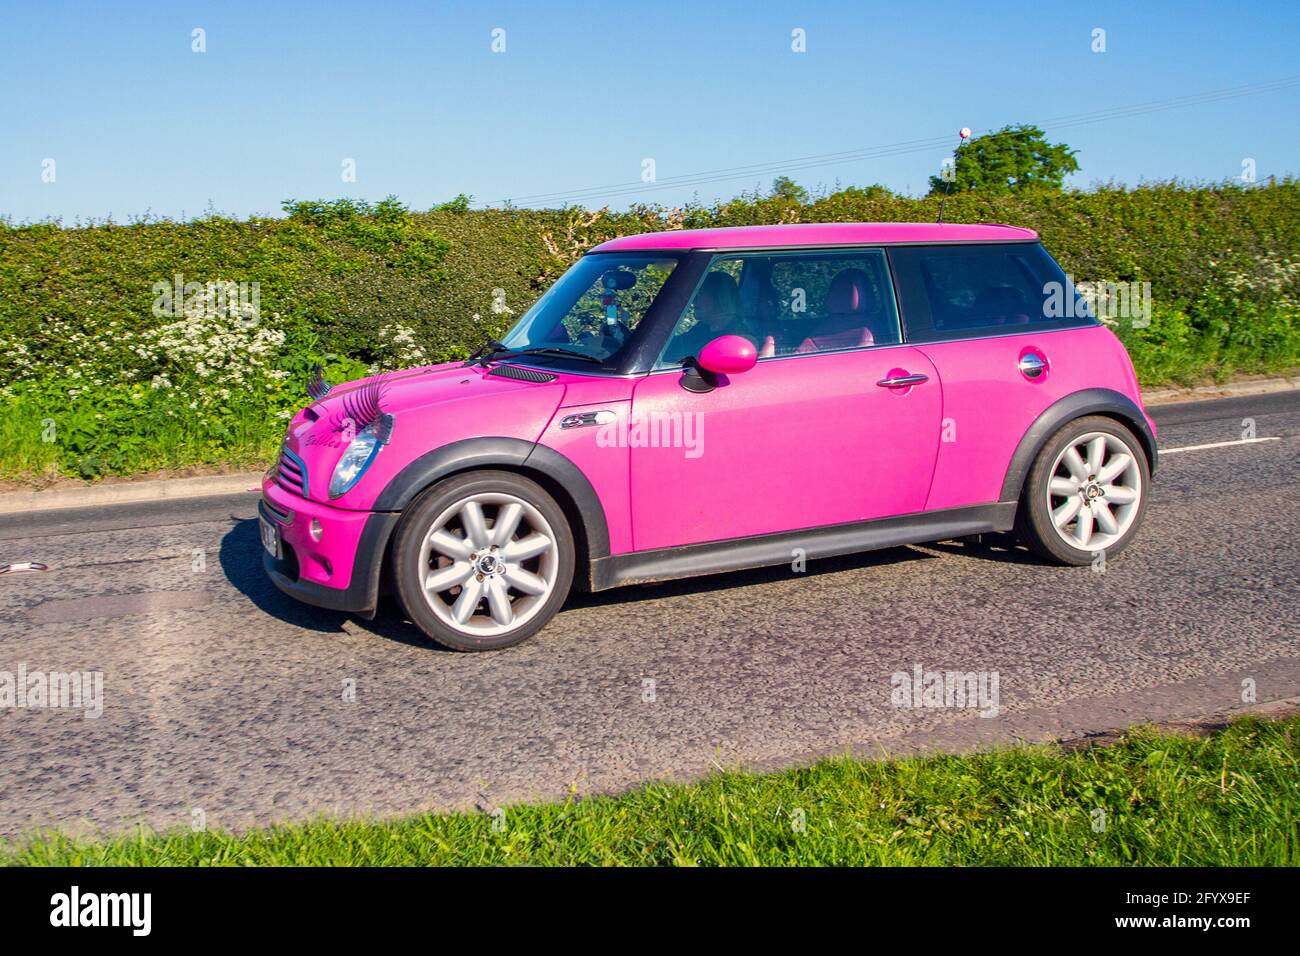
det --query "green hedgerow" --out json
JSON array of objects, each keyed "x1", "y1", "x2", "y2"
[{"x1": 1, "y1": 182, "x2": 1297, "y2": 481}]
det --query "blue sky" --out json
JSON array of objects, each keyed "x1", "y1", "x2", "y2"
[{"x1": 2, "y1": 0, "x2": 1297, "y2": 222}]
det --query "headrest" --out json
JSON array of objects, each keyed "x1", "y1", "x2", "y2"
[
  {"x1": 825, "y1": 269, "x2": 874, "y2": 316},
  {"x1": 695, "y1": 272, "x2": 740, "y2": 319}
]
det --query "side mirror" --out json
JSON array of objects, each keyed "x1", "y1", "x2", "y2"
[
  {"x1": 680, "y1": 335, "x2": 758, "y2": 393},
  {"x1": 697, "y1": 335, "x2": 758, "y2": 375}
]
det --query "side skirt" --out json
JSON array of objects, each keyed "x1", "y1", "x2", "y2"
[{"x1": 588, "y1": 501, "x2": 1018, "y2": 591}]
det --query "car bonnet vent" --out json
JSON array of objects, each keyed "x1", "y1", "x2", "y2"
[{"x1": 487, "y1": 364, "x2": 557, "y2": 383}]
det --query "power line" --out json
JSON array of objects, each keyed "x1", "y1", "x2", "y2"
[
  {"x1": 493, "y1": 75, "x2": 1300, "y2": 206},
  {"x1": 483, "y1": 74, "x2": 1300, "y2": 208},
  {"x1": 498, "y1": 133, "x2": 956, "y2": 206}
]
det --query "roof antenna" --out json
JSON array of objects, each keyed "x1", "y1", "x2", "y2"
[{"x1": 937, "y1": 127, "x2": 971, "y2": 225}]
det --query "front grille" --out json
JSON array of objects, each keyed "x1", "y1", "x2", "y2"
[
  {"x1": 275, "y1": 446, "x2": 309, "y2": 498},
  {"x1": 262, "y1": 497, "x2": 292, "y2": 524}
]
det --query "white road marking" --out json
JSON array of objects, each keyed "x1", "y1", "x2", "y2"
[{"x1": 1161, "y1": 437, "x2": 1281, "y2": 455}]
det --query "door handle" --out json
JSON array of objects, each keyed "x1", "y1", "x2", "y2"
[{"x1": 876, "y1": 373, "x2": 928, "y2": 388}]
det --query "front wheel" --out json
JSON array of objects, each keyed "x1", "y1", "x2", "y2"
[
  {"x1": 1016, "y1": 415, "x2": 1151, "y2": 565},
  {"x1": 392, "y1": 470, "x2": 574, "y2": 651}
]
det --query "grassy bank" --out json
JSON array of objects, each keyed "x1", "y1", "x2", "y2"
[
  {"x1": 8, "y1": 714, "x2": 1296, "y2": 866},
  {"x1": 2, "y1": 182, "x2": 1298, "y2": 482}
]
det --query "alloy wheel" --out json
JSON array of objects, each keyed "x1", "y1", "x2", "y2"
[
  {"x1": 1044, "y1": 431, "x2": 1143, "y2": 553},
  {"x1": 417, "y1": 492, "x2": 560, "y2": 637}
]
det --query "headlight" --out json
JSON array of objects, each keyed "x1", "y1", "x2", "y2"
[{"x1": 328, "y1": 421, "x2": 388, "y2": 498}]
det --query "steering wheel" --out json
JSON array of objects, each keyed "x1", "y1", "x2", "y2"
[{"x1": 573, "y1": 312, "x2": 631, "y2": 347}]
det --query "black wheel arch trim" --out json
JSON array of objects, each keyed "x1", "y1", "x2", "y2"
[
  {"x1": 999, "y1": 388, "x2": 1158, "y2": 503},
  {"x1": 369, "y1": 436, "x2": 612, "y2": 564}
]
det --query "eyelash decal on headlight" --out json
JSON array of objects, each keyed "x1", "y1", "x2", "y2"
[
  {"x1": 328, "y1": 374, "x2": 392, "y2": 440},
  {"x1": 307, "y1": 365, "x2": 332, "y2": 402}
]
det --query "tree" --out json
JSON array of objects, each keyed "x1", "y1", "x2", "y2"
[
  {"x1": 927, "y1": 125, "x2": 1079, "y2": 195},
  {"x1": 768, "y1": 176, "x2": 809, "y2": 204},
  {"x1": 433, "y1": 193, "x2": 473, "y2": 213}
]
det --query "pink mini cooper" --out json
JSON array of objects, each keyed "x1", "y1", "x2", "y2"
[{"x1": 261, "y1": 223, "x2": 1157, "y2": 650}]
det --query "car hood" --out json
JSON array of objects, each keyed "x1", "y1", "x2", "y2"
[
  {"x1": 307, "y1": 361, "x2": 503, "y2": 418},
  {"x1": 278, "y1": 361, "x2": 569, "y2": 509}
]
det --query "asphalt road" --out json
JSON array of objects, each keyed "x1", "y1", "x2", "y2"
[{"x1": 1, "y1": 391, "x2": 1297, "y2": 840}]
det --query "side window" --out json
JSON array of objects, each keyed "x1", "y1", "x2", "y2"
[
  {"x1": 657, "y1": 249, "x2": 901, "y2": 367},
  {"x1": 888, "y1": 242, "x2": 1096, "y2": 343}
]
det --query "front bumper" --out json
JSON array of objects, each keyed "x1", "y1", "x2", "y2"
[{"x1": 259, "y1": 481, "x2": 399, "y2": 618}]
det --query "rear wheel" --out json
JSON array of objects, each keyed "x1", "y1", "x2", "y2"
[
  {"x1": 392, "y1": 470, "x2": 574, "y2": 651},
  {"x1": 1016, "y1": 415, "x2": 1150, "y2": 565}
]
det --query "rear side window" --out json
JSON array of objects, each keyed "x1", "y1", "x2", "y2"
[{"x1": 889, "y1": 242, "x2": 1095, "y2": 343}]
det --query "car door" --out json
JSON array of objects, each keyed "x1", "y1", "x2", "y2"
[{"x1": 627, "y1": 248, "x2": 944, "y2": 552}]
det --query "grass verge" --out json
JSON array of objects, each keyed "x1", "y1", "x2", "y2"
[{"x1": 6, "y1": 714, "x2": 1297, "y2": 866}]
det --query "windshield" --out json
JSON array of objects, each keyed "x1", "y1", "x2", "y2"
[{"x1": 499, "y1": 253, "x2": 680, "y2": 369}]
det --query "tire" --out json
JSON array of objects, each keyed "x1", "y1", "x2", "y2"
[
  {"x1": 1015, "y1": 415, "x2": 1151, "y2": 566},
  {"x1": 391, "y1": 470, "x2": 575, "y2": 651}
]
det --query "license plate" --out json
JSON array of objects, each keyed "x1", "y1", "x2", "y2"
[{"x1": 259, "y1": 516, "x2": 281, "y2": 559}]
